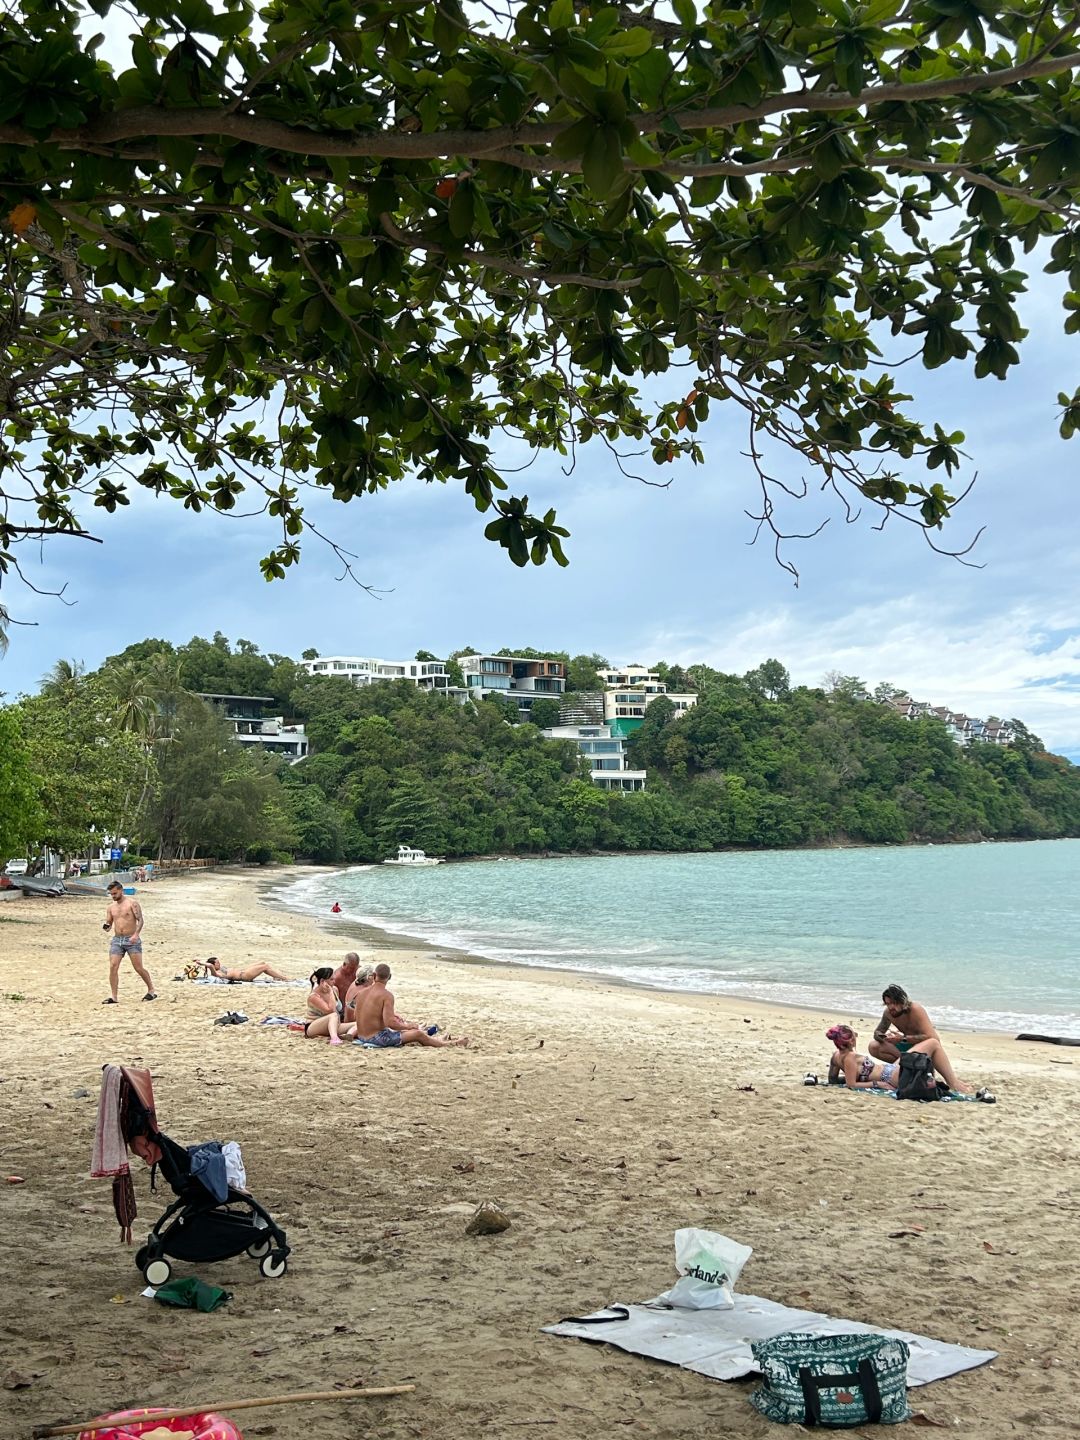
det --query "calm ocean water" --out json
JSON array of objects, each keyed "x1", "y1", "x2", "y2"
[{"x1": 270, "y1": 840, "x2": 1080, "y2": 1036}]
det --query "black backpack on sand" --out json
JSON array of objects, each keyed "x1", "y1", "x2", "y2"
[{"x1": 896, "y1": 1050, "x2": 940, "y2": 1102}]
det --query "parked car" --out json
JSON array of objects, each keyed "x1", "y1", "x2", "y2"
[{"x1": 3, "y1": 858, "x2": 29, "y2": 876}]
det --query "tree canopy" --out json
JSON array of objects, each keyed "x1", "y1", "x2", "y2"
[
  {"x1": 8, "y1": 632, "x2": 1080, "y2": 865},
  {"x1": 4, "y1": 0, "x2": 1080, "y2": 593}
]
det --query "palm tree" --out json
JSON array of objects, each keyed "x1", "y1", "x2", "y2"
[
  {"x1": 104, "y1": 662, "x2": 157, "y2": 739},
  {"x1": 143, "y1": 652, "x2": 186, "y2": 732},
  {"x1": 39, "y1": 657, "x2": 86, "y2": 696}
]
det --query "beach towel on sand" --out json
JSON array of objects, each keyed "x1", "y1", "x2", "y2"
[
  {"x1": 544, "y1": 1294, "x2": 996, "y2": 1388},
  {"x1": 194, "y1": 976, "x2": 306, "y2": 987}
]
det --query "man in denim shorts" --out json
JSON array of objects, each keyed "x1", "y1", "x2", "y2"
[
  {"x1": 102, "y1": 880, "x2": 156, "y2": 1004},
  {"x1": 353, "y1": 963, "x2": 469, "y2": 1049}
]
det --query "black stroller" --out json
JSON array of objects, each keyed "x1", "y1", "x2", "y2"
[
  {"x1": 136, "y1": 1130, "x2": 290, "y2": 1286},
  {"x1": 92, "y1": 1064, "x2": 290, "y2": 1285}
]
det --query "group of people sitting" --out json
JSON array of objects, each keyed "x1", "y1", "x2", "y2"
[
  {"x1": 824, "y1": 984, "x2": 986, "y2": 1097},
  {"x1": 304, "y1": 952, "x2": 470, "y2": 1050},
  {"x1": 187, "y1": 949, "x2": 470, "y2": 1051}
]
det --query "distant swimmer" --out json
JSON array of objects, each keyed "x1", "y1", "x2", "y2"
[{"x1": 331, "y1": 901, "x2": 342, "y2": 914}]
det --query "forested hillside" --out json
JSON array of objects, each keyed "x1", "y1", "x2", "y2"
[{"x1": 4, "y1": 634, "x2": 1079, "y2": 866}]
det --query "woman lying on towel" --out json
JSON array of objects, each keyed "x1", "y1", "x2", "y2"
[
  {"x1": 826, "y1": 1024, "x2": 970, "y2": 1093},
  {"x1": 304, "y1": 966, "x2": 352, "y2": 1045},
  {"x1": 197, "y1": 956, "x2": 291, "y2": 983}
]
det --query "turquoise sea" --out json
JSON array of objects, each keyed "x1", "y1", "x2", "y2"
[{"x1": 271, "y1": 839, "x2": 1080, "y2": 1037}]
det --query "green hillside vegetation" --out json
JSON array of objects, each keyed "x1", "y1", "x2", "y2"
[{"x1": 4, "y1": 636, "x2": 1079, "y2": 867}]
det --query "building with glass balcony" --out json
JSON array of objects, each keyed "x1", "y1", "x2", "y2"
[
  {"x1": 298, "y1": 655, "x2": 466, "y2": 700},
  {"x1": 459, "y1": 654, "x2": 566, "y2": 717},
  {"x1": 541, "y1": 723, "x2": 646, "y2": 792},
  {"x1": 197, "y1": 694, "x2": 309, "y2": 762}
]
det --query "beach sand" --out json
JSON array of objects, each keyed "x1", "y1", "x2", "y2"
[{"x1": 0, "y1": 867, "x2": 1076, "y2": 1440}]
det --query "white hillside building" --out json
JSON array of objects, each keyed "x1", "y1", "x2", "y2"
[
  {"x1": 300, "y1": 655, "x2": 465, "y2": 700},
  {"x1": 542, "y1": 723, "x2": 647, "y2": 792}
]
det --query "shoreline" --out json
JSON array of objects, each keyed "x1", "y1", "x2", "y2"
[
  {"x1": 260, "y1": 864, "x2": 1080, "y2": 1042},
  {"x1": 2, "y1": 866, "x2": 1078, "y2": 1440}
]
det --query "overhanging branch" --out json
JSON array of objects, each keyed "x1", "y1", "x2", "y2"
[{"x1": 2, "y1": 48, "x2": 1079, "y2": 164}]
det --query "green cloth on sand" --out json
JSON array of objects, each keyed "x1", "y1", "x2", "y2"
[{"x1": 153, "y1": 1276, "x2": 231, "y2": 1312}]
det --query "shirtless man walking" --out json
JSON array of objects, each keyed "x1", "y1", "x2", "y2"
[
  {"x1": 102, "y1": 880, "x2": 156, "y2": 1004},
  {"x1": 353, "y1": 963, "x2": 468, "y2": 1049}
]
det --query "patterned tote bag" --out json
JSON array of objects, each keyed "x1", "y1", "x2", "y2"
[{"x1": 750, "y1": 1331, "x2": 911, "y2": 1426}]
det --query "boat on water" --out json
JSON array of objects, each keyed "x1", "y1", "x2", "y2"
[{"x1": 383, "y1": 844, "x2": 443, "y2": 867}]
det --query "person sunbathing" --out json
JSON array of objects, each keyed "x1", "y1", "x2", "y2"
[
  {"x1": 826, "y1": 1023, "x2": 970, "y2": 1093},
  {"x1": 304, "y1": 966, "x2": 350, "y2": 1045},
  {"x1": 198, "y1": 956, "x2": 290, "y2": 983}
]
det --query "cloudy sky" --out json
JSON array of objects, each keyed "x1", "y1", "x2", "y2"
[{"x1": 4, "y1": 251, "x2": 1080, "y2": 757}]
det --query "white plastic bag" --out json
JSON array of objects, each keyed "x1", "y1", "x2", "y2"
[{"x1": 654, "y1": 1228, "x2": 753, "y2": 1311}]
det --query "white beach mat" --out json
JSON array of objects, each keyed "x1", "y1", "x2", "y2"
[{"x1": 544, "y1": 1294, "x2": 996, "y2": 1387}]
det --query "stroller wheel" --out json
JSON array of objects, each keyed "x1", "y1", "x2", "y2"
[
  {"x1": 247, "y1": 1237, "x2": 272, "y2": 1260},
  {"x1": 134, "y1": 1245, "x2": 149, "y2": 1273},
  {"x1": 144, "y1": 1257, "x2": 172, "y2": 1287},
  {"x1": 260, "y1": 1251, "x2": 288, "y2": 1279}
]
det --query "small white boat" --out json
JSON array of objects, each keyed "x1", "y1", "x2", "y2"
[{"x1": 383, "y1": 844, "x2": 443, "y2": 866}]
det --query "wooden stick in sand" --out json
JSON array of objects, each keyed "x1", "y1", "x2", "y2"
[{"x1": 32, "y1": 1385, "x2": 416, "y2": 1438}]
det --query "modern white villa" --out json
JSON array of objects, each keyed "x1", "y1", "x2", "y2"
[
  {"x1": 542, "y1": 723, "x2": 647, "y2": 792},
  {"x1": 597, "y1": 664, "x2": 698, "y2": 735},
  {"x1": 197, "y1": 693, "x2": 309, "y2": 762},
  {"x1": 299, "y1": 655, "x2": 466, "y2": 699}
]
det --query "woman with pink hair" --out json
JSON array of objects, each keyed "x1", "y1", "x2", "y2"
[{"x1": 826, "y1": 1023, "x2": 970, "y2": 1093}]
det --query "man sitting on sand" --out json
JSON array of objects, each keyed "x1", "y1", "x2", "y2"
[
  {"x1": 343, "y1": 963, "x2": 374, "y2": 1023},
  {"x1": 869, "y1": 984, "x2": 938, "y2": 1062},
  {"x1": 330, "y1": 952, "x2": 360, "y2": 1007},
  {"x1": 353, "y1": 963, "x2": 469, "y2": 1049}
]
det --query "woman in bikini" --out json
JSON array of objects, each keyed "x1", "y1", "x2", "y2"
[
  {"x1": 826, "y1": 1023, "x2": 970, "y2": 1093},
  {"x1": 199, "y1": 956, "x2": 291, "y2": 983},
  {"x1": 304, "y1": 966, "x2": 352, "y2": 1046}
]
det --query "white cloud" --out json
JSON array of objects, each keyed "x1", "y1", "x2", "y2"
[{"x1": 640, "y1": 597, "x2": 1080, "y2": 754}]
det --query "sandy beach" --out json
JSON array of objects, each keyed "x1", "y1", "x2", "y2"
[{"x1": 1, "y1": 866, "x2": 1076, "y2": 1440}]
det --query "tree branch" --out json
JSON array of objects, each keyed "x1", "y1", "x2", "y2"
[
  {"x1": 2, "y1": 49, "x2": 1079, "y2": 163},
  {"x1": 377, "y1": 212, "x2": 641, "y2": 290}
]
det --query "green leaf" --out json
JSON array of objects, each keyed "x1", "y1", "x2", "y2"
[
  {"x1": 449, "y1": 182, "x2": 476, "y2": 238},
  {"x1": 552, "y1": 116, "x2": 597, "y2": 160},
  {"x1": 302, "y1": 296, "x2": 325, "y2": 334},
  {"x1": 603, "y1": 27, "x2": 652, "y2": 57},
  {"x1": 581, "y1": 125, "x2": 625, "y2": 197}
]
